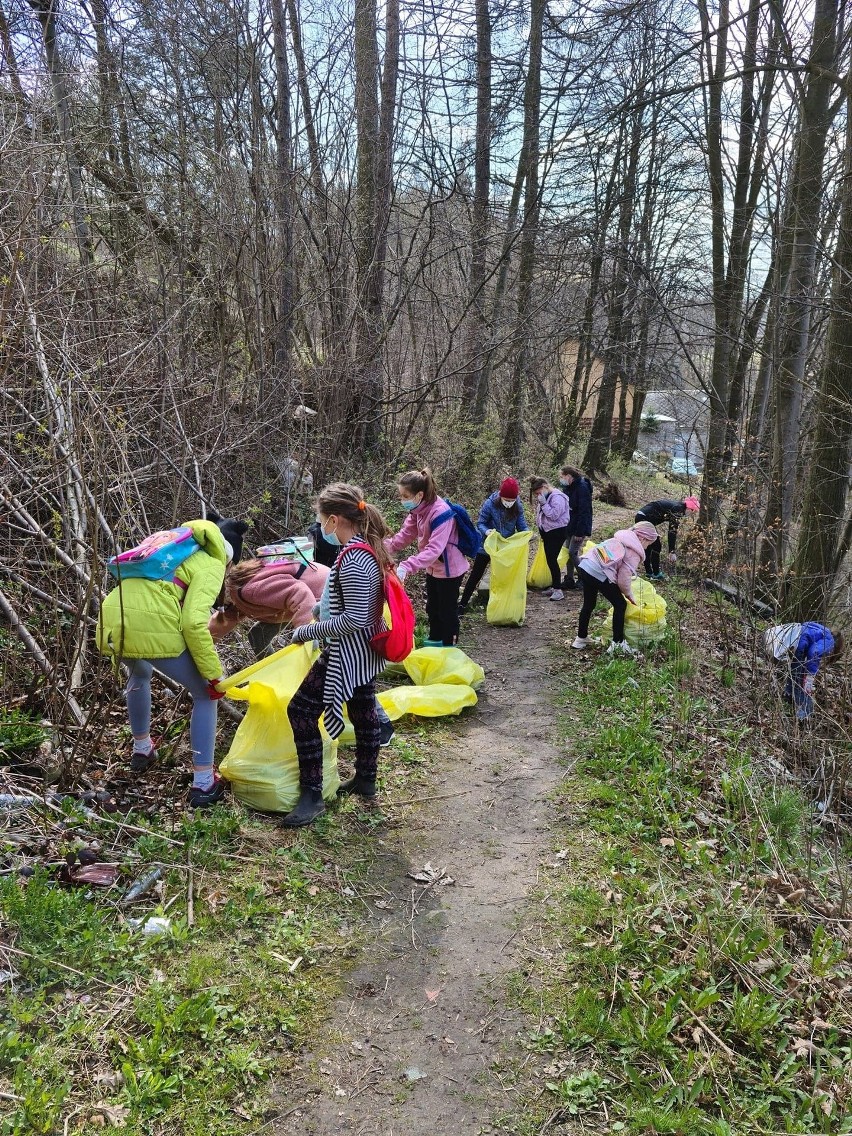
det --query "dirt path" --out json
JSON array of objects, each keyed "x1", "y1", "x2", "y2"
[{"x1": 277, "y1": 590, "x2": 576, "y2": 1135}]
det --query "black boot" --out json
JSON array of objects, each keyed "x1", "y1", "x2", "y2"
[
  {"x1": 281, "y1": 787, "x2": 326, "y2": 828},
  {"x1": 337, "y1": 771, "x2": 377, "y2": 799}
]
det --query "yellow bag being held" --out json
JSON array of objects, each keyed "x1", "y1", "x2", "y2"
[
  {"x1": 218, "y1": 643, "x2": 340, "y2": 813},
  {"x1": 484, "y1": 529, "x2": 534, "y2": 626},
  {"x1": 603, "y1": 577, "x2": 667, "y2": 646},
  {"x1": 527, "y1": 539, "x2": 552, "y2": 589}
]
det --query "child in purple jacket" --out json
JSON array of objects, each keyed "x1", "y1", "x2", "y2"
[{"x1": 529, "y1": 476, "x2": 571, "y2": 599}]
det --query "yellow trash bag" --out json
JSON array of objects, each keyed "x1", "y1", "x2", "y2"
[
  {"x1": 403, "y1": 646, "x2": 484, "y2": 689},
  {"x1": 527, "y1": 539, "x2": 552, "y2": 588},
  {"x1": 218, "y1": 643, "x2": 340, "y2": 812},
  {"x1": 603, "y1": 577, "x2": 668, "y2": 646},
  {"x1": 337, "y1": 682, "x2": 479, "y2": 744},
  {"x1": 483, "y1": 529, "x2": 534, "y2": 625},
  {"x1": 558, "y1": 544, "x2": 570, "y2": 571}
]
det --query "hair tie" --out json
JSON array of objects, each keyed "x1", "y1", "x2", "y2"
[{"x1": 357, "y1": 500, "x2": 366, "y2": 511}]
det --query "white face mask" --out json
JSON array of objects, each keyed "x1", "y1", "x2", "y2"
[{"x1": 500, "y1": 498, "x2": 516, "y2": 509}]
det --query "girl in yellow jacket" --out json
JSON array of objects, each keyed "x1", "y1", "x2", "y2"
[{"x1": 97, "y1": 518, "x2": 233, "y2": 807}]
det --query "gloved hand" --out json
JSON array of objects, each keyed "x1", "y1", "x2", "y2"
[
  {"x1": 668, "y1": 552, "x2": 678, "y2": 564},
  {"x1": 396, "y1": 565, "x2": 408, "y2": 582},
  {"x1": 207, "y1": 677, "x2": 225, "y2": 700},
  {"x1": 537, "y1": 493, "x2": 547, "y2": 504},
  {"x1": 311, "y1": 602, "x2": 320, "y2": 618},
  {"x1": 291, "y1": 624, "x2": 311, "y2": 644}
]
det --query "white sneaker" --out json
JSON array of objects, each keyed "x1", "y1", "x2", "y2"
[
  {"x1": 542, "y1": 587, "x2": 554, "y2": 597},
  {"x1": 549, "y1": 589, "x2": 565, "y2": 601},
  {"x1": 607, "y1": 640, "x2": 639, "y2": 657},
  {"x1": 572, "y1": 636, "x2": 589, "y2": 649}
]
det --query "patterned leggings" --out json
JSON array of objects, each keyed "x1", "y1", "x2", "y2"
[{"x1": 287, "y1": 652, "x2": 380, "y2": 790}]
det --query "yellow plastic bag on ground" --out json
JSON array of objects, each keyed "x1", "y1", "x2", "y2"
[
  {"x1": 527, "y1": 540, "x2": 551, "y2": 588},
  {"x1": 603, "y1": 577, "x2": 667, "y2": 646},
  {"x1": 337, "y1": 681, "x2": 479, "y2": 744},
  {"x1": 484, "y1": 530, "x2": 534, "y2": 626},
  {"x1": 381, "y1": 683, "x2": 478, "y2": 719},
  {"x1": 558, "y1": 544, "x2": 570, "y2": 570},
  {"x1": 219, "y1": 643, "x2": 340, "y2": 812},
  {"x1": 402, "y1": 646, "x2": 484, "y2": 690}
]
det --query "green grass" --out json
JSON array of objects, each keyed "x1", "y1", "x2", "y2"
[
  {"x1": 504, "y1": 598, "x2": 852, "y2": 1136},
  {"x1": 0, "y1": 714, "x2": 447, "y2": 1136}
]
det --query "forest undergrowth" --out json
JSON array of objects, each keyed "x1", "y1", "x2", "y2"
[{"x1": 504, "y1": 586, "x2": 852, "y2": 1136}]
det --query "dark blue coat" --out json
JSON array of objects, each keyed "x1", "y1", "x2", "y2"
[{"x1": 566, "y1": 477, "x2": 593, "y2": 537}]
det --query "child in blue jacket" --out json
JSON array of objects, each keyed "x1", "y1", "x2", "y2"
[
  {"x1": 459, "y1": 478, "x2": 528, "y2": 612},
  {"x1": 763, "y1": 623, "x2": 844, "y2": 721}
]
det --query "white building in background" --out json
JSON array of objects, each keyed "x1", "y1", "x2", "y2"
[{"x1": 637, "y1": 389, "x2": 710, "y2": 471}]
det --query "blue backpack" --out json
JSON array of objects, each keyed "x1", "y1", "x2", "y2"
[
  {"x1": 430, "y1": 500, "x2": 482, "y2": 558},
  {"x1": 107, "y1": 527, "x2": 200, "y2": 585}
]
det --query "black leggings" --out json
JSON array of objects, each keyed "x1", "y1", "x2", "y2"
[
  {"x1": 540, "y1": 527, "x2": 569, "y2": 589},
  {"x1": 577, "y1": 567, "x2": 627, "y2": 642},
  {"x1": 644, "y1": 537, "x2": 663, "y2": 575},
  {"x1": 460, "y1": 553, "x2": 490, "y2": 606},
  {"x1": 426, "y1": 573, "x2": 464, "y2": 644}
]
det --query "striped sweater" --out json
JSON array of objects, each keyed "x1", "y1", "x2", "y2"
[{"x1": 291, "y1": 540, "x2": 385, "y2": 737}]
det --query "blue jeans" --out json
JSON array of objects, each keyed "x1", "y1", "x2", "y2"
[
  {"x1": 125, "y1": 652, "x2": 217, "y2": 771},
  {"x1": 784, "y1": 658, "x2": 815, "y2": 720}
]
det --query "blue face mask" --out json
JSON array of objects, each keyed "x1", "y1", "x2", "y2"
[
  {"x1": 401, "y1": 498, "x2": 419, "y2": 512},
  {"x1": 322, "y1": 521, "x2": 342, "y2": 547}
]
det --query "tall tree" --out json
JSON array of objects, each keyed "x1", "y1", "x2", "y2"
[
  {"x1": 501, "y1": 0, "x2": 545, "y2": 465},
  {"x1": 758, "y1": 0, "x2": 841, "y2": 581},
  {"x1": 783, "y1": 77, "x2": 852, "y2": 622}
]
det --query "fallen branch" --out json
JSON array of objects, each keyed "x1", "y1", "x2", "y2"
[{"x1": 703, "y1": 578, "x2": 775, "y2": 618}]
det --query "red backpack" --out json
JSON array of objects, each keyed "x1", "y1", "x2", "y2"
[{"x1": 339, "y1": 542, "x2": 415, "y2": 663}]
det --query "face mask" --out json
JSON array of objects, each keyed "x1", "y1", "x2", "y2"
[
  {"x1": 500, "y1": 498, "x2": 515, "y2": 509},
  {"x1": 559, "y1": 479, "x2": 571, "y2": 488},
  {"x1": 401, "y1": 497, "x2": 420, "y2": 511},
  {"x1": 322, "y1": 521, "x2": 342, "y2": 547}
]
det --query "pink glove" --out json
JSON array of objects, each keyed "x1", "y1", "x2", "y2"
[{"x1": 207, "y1": 678, "x2": 225, "y2": 700}]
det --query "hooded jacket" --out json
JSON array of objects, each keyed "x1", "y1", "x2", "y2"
[
  {"x1": 578, "y1": 526, "x2": 649, "y2": 604},
  {"x1": 208, "y1": 560, "x2": 329, "y2": 639},
  {"x1": 385, "y1": 496, "x2": 469, "y2": 578},
  {"x1": 96, "y1": 519, "x2": 228, "y2": 679},
  {"x1": 565, "y1": 477, "x2": 593, "y2": 537},
  {"x1": 535, "y1": 488, "x2": 570, "y2": 532}
]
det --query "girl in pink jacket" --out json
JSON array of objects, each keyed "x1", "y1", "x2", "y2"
[
  {"x1": 386, "y1": 468, "x2": 469, "y2": 646},
  {"x1": 572, "y1": 521, "x2": 659, "y2": 655},
  {"x1": 209, "y1": 558, "x2": 329, "y2": 655}
]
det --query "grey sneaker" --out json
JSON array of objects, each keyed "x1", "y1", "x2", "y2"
[
  {"x1": 549, "y1": 589, "x2": 565, "y2": 601},
  {"x1": 571, "y1": 636, "x2": 589, "y2": 649}
]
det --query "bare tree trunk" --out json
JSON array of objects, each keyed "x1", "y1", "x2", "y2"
[
  {"x1": 783, "y1": 79, "x2": 852, "y2": 622},
  {"x1": 501, "y1": 0, "x2": 544, "y2": 465},
  {"x1": 353, "y1": 0, "x2": 399, "y2": 453},
  {"x1": 461, "y1": 0, "x2": 492, "y2": 424},
  {"x1": 28, "y1": 0, "x2": 93, "y2": 265},
  {"x1": 582, "y1": 100, "x2": 643, "y2": 474},
  {"x1": 271, "y1": 0, "x2": 295, "y2": 398},
  {"x1": 759, "y1": 0, "x2": 840, "y2": 581}
]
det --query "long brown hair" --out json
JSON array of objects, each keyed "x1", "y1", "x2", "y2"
[
  {"x1": 317, "y1": 482, "x2": 392, "y2": 570},
  {"x1": 398, "y1": 467, "x2": 438, "y2": 504},
  {"x1": 560, "y1": 465, "x2": 584, "y2": 482},
  {"x1": 529, "y1": 476, "x2": 550, "y2": 505}
]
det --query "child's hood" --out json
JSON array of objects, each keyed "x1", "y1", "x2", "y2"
[
  {"x1": 613, "y1": 527, "x2": 649, "y2": 561},
  {"x1": 182, "y1": 519, "x2": 230, "y2": 565}
]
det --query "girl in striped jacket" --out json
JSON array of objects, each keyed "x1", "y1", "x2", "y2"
[{"x1": 284, "y1": 484, "x2": 391, "y2": 827}]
